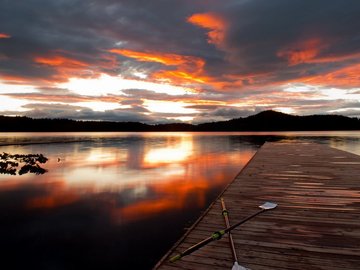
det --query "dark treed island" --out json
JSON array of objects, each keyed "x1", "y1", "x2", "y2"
[
  {"x1": 0, "y1": 153, "x2": 48, "y2": 175},
  {"x1": 1, "y1": 110, "x2": 360, "y2": 132}
]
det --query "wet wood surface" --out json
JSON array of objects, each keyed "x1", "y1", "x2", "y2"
[{"x1": 154, "y1": 142, "x2": 360, "y2": 269}]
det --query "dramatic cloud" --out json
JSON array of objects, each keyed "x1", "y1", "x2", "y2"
[
  {"x1": 277, "y1": 39, "x2": 324, "y2": 66},
  {"x1": 0, "y1": 0, "x2": 359, "y2": 122},
  {"x1": 187, "y1": 12, "x2": 228, "y2": 47},
  {"x1": 109, "y1": 49, "x2": 207, "y2": 85}
]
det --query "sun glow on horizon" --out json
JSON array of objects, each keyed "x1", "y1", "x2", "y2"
[
  {"x1": 167, "y1": 116, "x2": 194, "y2": 122},
  {"x1": 317, "y1": 88, "x2": 360, "y2": 101},
  {"x1": 57, "y1": 73, "x2": 194, "y2": 96},
  {"x1": 274, "y1": 107, "x2": 295, "y2": 114},
  {"x1": 0, "y1": 81, "x2": 39, "y2": 94},
  {"x1": 144, "y1": 100, "x2": 198, "y2": 115},
  {"x1": 284, "y1": 83, "x2": 360, "y2": 101},
  {"x1": 0, "y1": 96, "x2": 30, "y2": 112}
]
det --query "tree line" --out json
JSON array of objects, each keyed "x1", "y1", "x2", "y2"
[{"x1": 1, "y1": 110, "x2": 360, "y2": 132}]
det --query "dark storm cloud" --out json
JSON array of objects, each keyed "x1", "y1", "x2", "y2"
[
  {"x1": 1, "y1": 0, "x2": 359, "y2": 85},
  {"x1": 220, "y1": 0, "x2": 360, "y2": 79},
  {"x1": 0, "y1": 0, "x2": 216, "y2": 81}
]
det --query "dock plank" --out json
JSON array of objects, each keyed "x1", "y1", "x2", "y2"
[{"x1": 154, "y1": 142, "x2": 360, "y2": 269}]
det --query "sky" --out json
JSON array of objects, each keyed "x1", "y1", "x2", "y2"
[{"x1": 0, "y1": 0, "x2": 360, "y2": 124}]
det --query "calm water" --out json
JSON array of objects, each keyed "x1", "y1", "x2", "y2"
[{"x1": 0, "y1": 131, "x2": 360, "y2": 269}]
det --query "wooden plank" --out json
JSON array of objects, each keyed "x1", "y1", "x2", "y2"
[{"x1": 154, "y1": 142, "x2": 360, "y2": 269}]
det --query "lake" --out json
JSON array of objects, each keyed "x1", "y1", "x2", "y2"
[{"x1": 0, "y1": 131, "x2": 360, "y2": 269}]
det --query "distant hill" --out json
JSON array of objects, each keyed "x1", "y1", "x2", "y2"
[
  {"x1": 196, "y1": 110, "x2": 360, "y2": 131},
  {"x1": 1, "y1": 110, "x2": 360, "y2": 132}
]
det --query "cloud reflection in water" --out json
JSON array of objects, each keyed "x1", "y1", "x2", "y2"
[{"x1": 0, "y1": 133, "x2": 258, "y2": 269}]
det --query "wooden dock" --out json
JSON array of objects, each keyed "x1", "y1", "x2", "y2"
[{"x1": 154, "y1": 142, "x2": 360, "y2": 270}]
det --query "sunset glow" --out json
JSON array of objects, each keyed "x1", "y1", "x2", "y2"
[
  {"x1": 7, "y1": 133, "x2": 255, "y2": 223},
  {"x1": 0, "y1": 96, "x2": 30, "y2": 112},
  {"x1": 0, "y1": 81, "x2": 38, "y2": 94},
  {"x1": 109, "y1": 49, "x2": 204, "y2": 68},
  {"x1": 0, "y1": 1, "x2": 359, "y2": 121},
  {"x1": 187, "y1": 12, "x2": 227, "y2": 46},
  {"x1": 75, "y1": 101, "x2": 125, "y2": 112},
  {"x1": 277, "y1": 39, "x2": 324, "y2": 66},
  {"x1": 144, "y1": 138, "x2": 193, "y2": 165},
  {"x1": 57, "y1": 73, "x2": 193, "y2": 96},
  {"x1": 34, "y1": 55, "x2": 88, "y2": 67},
  {"x1": 144, "y1": 100, "x2": 198, "y2": 114},
  {"x1": 0, "y1": 33, "x2": 11, "y2": 39}
]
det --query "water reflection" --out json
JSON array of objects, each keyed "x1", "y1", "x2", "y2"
[
  {"x1": 144, "y1": 136, "x2": 193, "y2": 165},
  {"x1": 0, "y1": 132, "x2": 360, "y2": 269},
  {"x1": 0, "y1": 133, "x2": 259, "y2": 269}
]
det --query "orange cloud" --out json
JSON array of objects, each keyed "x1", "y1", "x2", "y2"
[
  {"x1": 5, "y1": 93, "x2": 125, "y2": 104},
  {"x1": 110, "y1": 48, "x2": 208, "y2": 86},
  {"x1": 152, "y1": 70, "x2": 208, "y2": 84},
  {"x1": 109, "y1": 48, "x2": 271, "y2": 90},
  {"x1": 115, "y1": 150, "x2": 254, "y2": 223},
  {"x1": 0, "y1": 33, "x2": 11, "y2": 39},
  {"x1": 109, "y1": 48, "x2": 263, "y2": 91},
  {"x1": 301, "y1": 63, "x2": 360, "y2": 88},
  {"x1": 306, "y1": 52, "x2": 360, "y2": 64},
  {"x1": 276, "y1": 38, "x2": 360, "y2": 67},
  {"x1": 0, "y1": 74, "x2": 57, "y2": 89},
  {"x1": 31, "y1": 54, "x2": 97, "y2": 83},
  {"x1": 109, "y1": 48, "x2": 204, "y2": 69},
  {"x1": 0, "y1": 53, "x2": 118, "y2": 87},
  {"x1": 0, "y1": 74, "x2": 33, "y2": 84},
  {"x1": 34, "y1": 55, "x2": 88, "y2": 68},
  {"x1": 154, "y1": 66, "x2": 274, "y2": 91},
  {"x1": 277, "y1": 38, "x2": 324, "y2": 66},
  {"x1": 187, "y1": 12, "x2": 227, "y2": 46}
]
